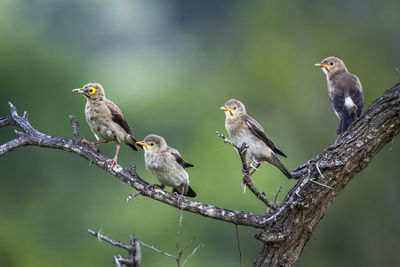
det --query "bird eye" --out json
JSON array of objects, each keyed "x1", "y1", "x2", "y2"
[
  {"x1": 88, "y1": 87, "x2": 96, "y2": 95},
  {"x1": 150, "y1": 143, "x2": 155, "y2": 146},
  {"x1": 233, "y1": 106, "x2": 237, "y2": 110},
  {"x1": 329, "y1": 62, "x2": 334, "y2": 66}
]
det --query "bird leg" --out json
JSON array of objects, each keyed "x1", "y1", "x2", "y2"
[
  {"x1": 82, "y1": 139, "x2": 107, "y2": 152},
  {"x1": 107, "y1": 143, "x2": 120, "y2": 170}
]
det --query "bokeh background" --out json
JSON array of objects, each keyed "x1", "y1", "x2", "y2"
[{"x1": 0, "y1": 1, "x2": 399, "y2": 266}]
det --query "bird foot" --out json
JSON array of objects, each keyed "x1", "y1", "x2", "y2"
[
  {"x1": 82, "y1": 139, "x2": 98, "y2": 152},
  {"x1": 145, "y1": 183, "x2": 163, "y2": 191},
  {"x1": 107, "y1": 158, "x2": 118, "y2": 170}
]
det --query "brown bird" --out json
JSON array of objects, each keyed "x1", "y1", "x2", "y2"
[
  {"x1": 72, "y1": 82, "x2": 138, "y2": 169},
  {"x1": 220, "y1": 99, "x2": 292, "y2": 181},
  {"x1": 136, "y1": 134, "x2": 197, "y2": 197},
  {"x1": 315, "y1": 56, "x2": 364, "y2": 135}
]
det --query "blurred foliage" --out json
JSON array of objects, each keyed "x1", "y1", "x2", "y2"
[{"x1": 0, "y1": 0, "x2": 399, "y2": 266}]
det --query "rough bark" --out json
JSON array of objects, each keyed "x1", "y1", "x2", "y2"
[
  {"x1": 253, "y1": 83, "x2": 400, "y2": 266},
  {"x1": 1, "y1": 83, "x2": 399, "y2": 266}
]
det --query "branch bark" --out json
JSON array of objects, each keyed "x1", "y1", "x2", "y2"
[
  {"x1": 253, "y1": 83, "x2": 400, "y2": 266},
  {"x1": 1, "y1": 82, "x2": 399, "y2": 266}
]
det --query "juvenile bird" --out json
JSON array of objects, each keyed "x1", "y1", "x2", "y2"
[
  {"x1": 315, "y1": 56, "x2": 364, "y2": 135},
  {"x1": 136, "y1": 134, "x2": 197, "y2": 198},
  {"x1": 220, "y1": 99, "x2": 292, "y2": 180},
  {"x1": 72, "y1": 83, "x2": 138, "y2": 169}
]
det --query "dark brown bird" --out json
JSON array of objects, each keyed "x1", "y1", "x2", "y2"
[
  {"x1": 72, "y1": 82, "x2": 138, "y2": 169},
  {"x1": 315, "y1": 57, "x2": 364, "y2": 135},
  {"x1": 220, "y1": 99, "x2": 292, "y2": 180}
]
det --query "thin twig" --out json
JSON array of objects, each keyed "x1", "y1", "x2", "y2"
[
  {"x1": 182, "y1": 244, "x2": 203, "y2": 267},
  {"x1": 126, "y1": 191, "x2": 141, "y2": 202},
  {"x1": 139, "y1": 241, "x2": 177, "y2": 260},
  {"x1": 88, "y1": 229, "x2": 131, "y2": 250},
  {"x1": 310, "y1": 178, "x2": 334, "y2": 190},
  {"x1": 216, "y1": 131, "x2": 277, "y2": 209},
  {"x1": 235, "y1": 225, "x2": 243, "y2": 267}
]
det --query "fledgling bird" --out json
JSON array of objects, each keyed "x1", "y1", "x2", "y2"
[
  {"x1": 136, "y1": 134, "x2": 197, "y2": 198},
  {"x1": 72, "y1": 83, "x2": 138, "y2": 169},
  {"x1": 315, "y1": 56, "x2": 364, "y2": 135},
  {"x1": 220, "y1": 99, "x2": 292, "y2": 180}
]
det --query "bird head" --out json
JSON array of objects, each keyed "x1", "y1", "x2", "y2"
[
  {"x1": 136, "y1": 134, "x2": 167, "y2": 152},
  {"x1": 72, "y1": 83, "x2": 105, "y2": 100},
  {"x1": 220, "y1": 99, "x2": 246, "y2": 118},
  {"x1": 314, "y1": 57, "x2": 348, "y2": 78}
]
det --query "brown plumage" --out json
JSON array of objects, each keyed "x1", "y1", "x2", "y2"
[
  {"x1": 72, "y1": 82, "x2": 138, "y2": 169},
  {"x1": 315, "y1": 57, "x2": 364, "y2": 135},
  {"x1": 136, "y1": 134, "x2": 197, "y2": 198},
  {"x1": 220, "y1": 99, "x2": 292, "y2": 180}
]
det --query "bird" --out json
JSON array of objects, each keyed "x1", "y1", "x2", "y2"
[
  {"x1": 315, "y1": 56, "x2": 364, "y2": 135},
  {"x1": 136, "y1": 134, "x2": 197, "y2": 198},
  {"x1": 220, "y1": 99, "x2": 292, "y2": 180},
  {"x1": 72, "y1": 82, "x2": 138, "y2": 169}
]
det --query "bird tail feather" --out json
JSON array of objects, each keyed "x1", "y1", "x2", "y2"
[
  {"x1": 126, "y1": 135, "x2": 138, "y2": 151},
  {"x1": 271, "y1": 154, "x2": 293, "y2": 179},
  {"x1": 336, "y1": 112, "x2": 356, "y2": 135},
  {"x1": 173, "y1": 186, "x2": 197, "y2": 198}
]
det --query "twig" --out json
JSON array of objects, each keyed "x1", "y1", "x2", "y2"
[
  {"x1": 88, "y1": 228, "x2": 141, "y2": 267},
  {"x1": 315, "y1": 163, "x2": 325, "y2": 179},
  {"x1": 139, "y1": 241, "x2": 177, "y2": 260},
  {"x1": 216, "y1": 131, "x2": 277, "y2": 209},
  {"x1": 176, "y1": 188, "x2": 185, "y2": 267},
  {"x1": 126, "y1": 191, "x2": 141, "y2": 202},
  {"x1": 181, "y1": 244, "x2": 203, "y2": 267},
  {"x1": 69, "y1": 115, "x2": 80, "y2": 140},
  {"x1": 310, "y1": 178, "x2": 334, "y2": 190},
  {"x1": 235, "y1": 225, "x2": 243, "y2": 267}
]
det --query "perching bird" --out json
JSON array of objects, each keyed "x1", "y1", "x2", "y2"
[
  {"x1": 220, "y1": 99, "x2": 292, "y2": 180},
  {"x1": 315, "y1": 56, "x2": 364, "y2": 135},
  {"x1": 136, "y1": 134, "x2": 197, "y2": 198},
  {"x1": 72, "y1": 82, "x2": 138, "y2": 169}
]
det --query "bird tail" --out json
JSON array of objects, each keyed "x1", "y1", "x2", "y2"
[
  {"x1": 173, "y1": 186, "x2": 197, "y2": 198},
  {"x1": 271, "y1": 154, "x2": 293, "y2": 179},
  {"x1": 126, "y1": 135, "x2": 138, "y2": 151},
  {"x1": 336, "y1": 112, "x2": 356, "y2": 135}
]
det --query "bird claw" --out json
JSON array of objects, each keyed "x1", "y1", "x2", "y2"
[
  {"x1": 82, "y1": 139, "x2": 98, "y2": 152},
  {"x1": 107, "y1": 158, "x2": 118, "y2": 170}
]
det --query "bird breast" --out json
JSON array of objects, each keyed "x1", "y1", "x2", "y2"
[
  {"x1": 85, "y1": 101, "x2": 118, "y2": 142},
  {"x1": 226, "y1": 120, "x2": 271, "y2": 163},
  {"x1": 144, "y1": 151, "x2": 189, "y2": 187}
]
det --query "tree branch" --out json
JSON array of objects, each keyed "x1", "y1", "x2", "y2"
[
  {"x1": 215, "y1": 131, "x2": 278, "y2": 209},
  {"x1": 0, "y1": 103, "x2": 267, "y2": 228},
  {"x1": 253, "y1": 83, "x2": 400, "y2": 266}
]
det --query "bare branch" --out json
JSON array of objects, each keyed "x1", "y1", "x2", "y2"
[
  {"x1": 0, "y1": 104, "x2": 267, "y2": 228},
  {"x1": 181, "y1": 243, "x2": 203, "y2": 267},
  {"x1": 88, "y1": 229, "x2": 131, "y2": 251},
  {"x1": 235, "y1": 225, "x2": 243, "y2": 267},
  {"x1": 216, "y1": 131, "x2": 278, "y2": 209},
  {"x1": 139, "y1": 241, "x2": 177, "y2": 260},
  {"x1": 69, "y1": 115, "x2": 80, "y2": 140}
]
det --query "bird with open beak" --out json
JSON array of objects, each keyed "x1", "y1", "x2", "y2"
[
  {"x1": 136, "y1": 134, "x2": 197, "y2": 198},
  {"x1": 220, "y1": 99, "x2": 292, "y2": 181},
  {"x1": 72, "y1": 82, "x2": 138, "y2": 169},
  {"x1": 315, "y1": 56, "x2": 364, "y2": 135}
]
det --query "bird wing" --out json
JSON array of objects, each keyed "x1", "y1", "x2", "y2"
[
  {"x1": 330, "y1": 74, "x2": 363, "y2": 117},
  {"x1": 106, "y1": 101, "x2": 133, "y2": 135},
  {"x1": 245, "y1": 116, "x2": 287, "y2": 158},
  {"x1": 330, "y1": 90, "x2": 345, "y2": 115},
  {"x1": 349, "y1": 80, "x2": 364, "y2": 117},
  {"x1": 167, "y1": 146, "x2": 194, "y2": 168}
]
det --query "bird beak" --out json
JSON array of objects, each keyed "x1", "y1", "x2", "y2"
[
  {"x1": 220, "y1": 106, "x2": 233, "y2": 116},
  {"x1": 136, "y1": 141, "x2": 151, "y2": 148},
  {"x1": 72, "y1": 88, "x2": 85, "y2": 94},
  {"x1": 314, "y1": 63, "x2": 330, "y2": 68}
]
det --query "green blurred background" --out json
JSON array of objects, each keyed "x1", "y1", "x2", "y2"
[{"x1": 0, "y1": 1, "x2": 399, "y2": 266}]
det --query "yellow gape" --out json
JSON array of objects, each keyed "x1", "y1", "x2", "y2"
[{"x1": 89, "y1": 86, "x2": 97, "y2": 95}]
